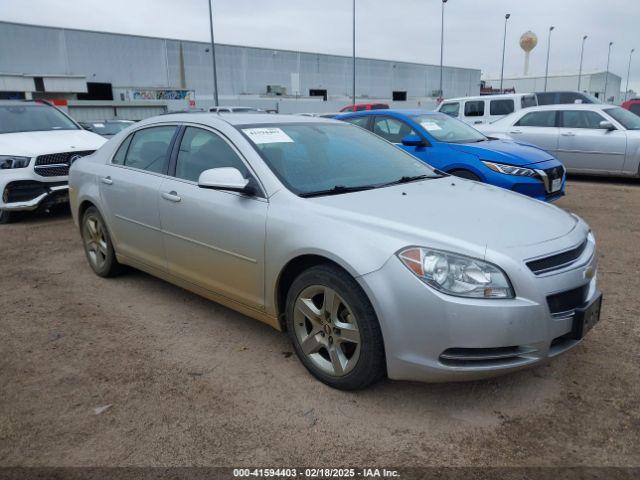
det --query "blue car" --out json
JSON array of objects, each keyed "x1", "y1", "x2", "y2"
[{"x1": 335, "y1": 110, "x2": 566, "y2": 202}]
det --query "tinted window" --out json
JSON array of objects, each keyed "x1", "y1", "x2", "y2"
[
  {"x1": 123, "y1": 126, "x2": 177, "y2": 173},
  {"x1": 440, "y1": 102, "x2": 459, "y2": 117},
  {"x1": 559, "y1": 92, "x2": 584, "y2": 104},
  {"x1": 372, "y1": 117, "x2": 417, "y2": 143},
  {"x1": 411, "y1": 114, "x2": 486, "y2": 143},
  {"x1": 175, "y1": 127, "x2": 248, "y2": 182},
  {"x1": 516, "y1": 111, "x2": 557, "y2": 127},
  {"x1": 342, "y1": 116, "x2": 370, "y2": 128},
  {"x1": 630, "y1": 104, "x2": 640, "y2": 116},
  {"x1": 464, "y1": 101, "x2": 485, "y2": 117},
  {"x1": 604, "y1": 107, "x2": 640, "y2": 130},
  {"x1": 490, "y1": 99, "x2": 515, "y2": 116},
  {"x1": 243, "y1": 124, "x2": 438, "y2": 196},
  {"x1": 112, "y1": 135, "x2": 133, "y2": 165},
  {"x1": 561, "y1": 111, "x2": 606, "y2": 129},
  {"x1": 371, "y1": 104, "x2": 389, "y2": 110},
  {"x1": 521, "y1": 95, "x2": 538, "y2": 108},
  {"x1": 0, "y1": 104, "x2": 78, "y2": 134},
  {"x1": 535, "y1": 93, "x2": 555, "y2": 105},
  {"x1": 355, "y1": 105, "x2": 367, "y2": 111}
]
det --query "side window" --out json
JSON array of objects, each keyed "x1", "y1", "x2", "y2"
[
  {"x1": 464, "y1": 101, "x2": 485, "y2": 117},
  {"x1": 123, "y1": 126, "x2": 177, "y2": 173},
  {"x1": 630, "y1": 104, "x2": 640, "y2": 116},
  {"x1": 355, "y1": 105, "x2": 367, "y2": 111},
  {"x1": 515, "y1": 111, "x2": 557, "y2": 127},
  {"x1": 372, "y1": 117, "x2": 417, "y2": 143},
  {"x1": 561, "y1": 111, "x2": 606, "y2": 129},
  {"x1": 490, "y1": 99, "x2": 515, "y2": 116},
  {"x1": 112, "y1": 134, "x2": 132, "y2": 165},
  {"x1": 440, "y1": 102, "x2": 459, "y2": 117},
  {"x1": 521, "y1": 95, "x2": 538, "y2": 108},
  {"x1": 343, "y1": 116, "x2": 370, "y2": 129},
  {"x1": 535, "y1": 92, "x2": 555, "y2": 105},
  {"x1": 175, "y1": 127, "x2": 249, "y2": 182},
  {"x1": 559, "y1": 92, "x2": 582, "y2": 104}
]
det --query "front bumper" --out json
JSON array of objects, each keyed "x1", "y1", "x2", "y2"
[
  {"x1": 1, "y1": 180, "x2": 69, "y2": 211},
  {"x1": 358, "y1": 239, "x2": 600, "y2": 383}
]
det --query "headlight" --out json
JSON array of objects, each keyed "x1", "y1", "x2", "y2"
[
  {"x1": 482, "y1": 161, "x2": 537, "y2": 178},
  {"x1": 0, "y1": 156, "x2": 30, "y2": 169},
  {"x1": 398, "y1": 247, "x2": 514, "y2": 299}
]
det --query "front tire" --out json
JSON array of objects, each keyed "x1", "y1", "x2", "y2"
[
  {"x1": 285, "y1": 264, "x2": 385, "y2": 390},
  {"x1": 81, "y1": 206, "x2": 123, "y2": 277},
  {"x1": 0, "y1": 209, "x2": 14, "y2": 225}
]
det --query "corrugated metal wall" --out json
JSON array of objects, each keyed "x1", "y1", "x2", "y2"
[{"x1": 0, "y1": 22, "x2": 480, "y2": 100}]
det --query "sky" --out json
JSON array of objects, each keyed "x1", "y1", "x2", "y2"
[{"x1": 1, "y1": 0, "x2": 639, "y2": 92}]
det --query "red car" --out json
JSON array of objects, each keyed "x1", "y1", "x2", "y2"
[
  {"x1": 621, "y1": 99, "x2": 640, "y2": 116},
  {"x1": 339, "y1": 102, "x2": 389, "y2": 112}
]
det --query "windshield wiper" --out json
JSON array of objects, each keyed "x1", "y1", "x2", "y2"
[
  {"x1": 378, "y1": 174, "x2": 438, "y2": 187},
  {"x1": 299, "y1": 184, "x2": 377, "y2": 198}
]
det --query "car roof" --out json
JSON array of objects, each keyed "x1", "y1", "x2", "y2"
[
  {"x1": 442, "y1": 93, "x2": 533, "y2": 102},
  {"x1": 515, "y1": 103, "x2": 615, "y2": 112},
  {"x1": 143, "y1": 112, "x2": 338, "y2": 127},
  {"x1": 338, "y1": 109, "x2": 437, "y2": 117}
]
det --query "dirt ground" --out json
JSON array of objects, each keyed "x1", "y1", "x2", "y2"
[{"x1": 0, "y1": 177, "x2": 639, "y2": 468}]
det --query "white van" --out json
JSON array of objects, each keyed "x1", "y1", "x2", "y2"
[{"x1": 436, "y1": 93, "x2": 538, "y2": 125}]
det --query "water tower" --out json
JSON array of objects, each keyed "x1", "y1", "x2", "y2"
[{"x1": 520, "y1": 31, "x2": 538, "y2": 75}]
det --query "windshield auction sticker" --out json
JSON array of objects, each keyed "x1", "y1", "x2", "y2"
[
  {"x1": 242, "y1": 127, "x2": 294, "y2": 144},
  {"x1": 420, "y1": 121, "x2": 442, "y2": 131}
]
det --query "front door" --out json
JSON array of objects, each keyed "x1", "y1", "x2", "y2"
[
  {"x1": 508, "y1": 110, "x2": 560, "y2": 154},
  {"x1": 556, "y1": 110, "x2": 626, "y2": 173},
  {"x1": 99, "y1": 125, "x2": 178, "y2": 270},
  {"x1": 158, "y1": 126, "x2": 268, "y2": 308}
]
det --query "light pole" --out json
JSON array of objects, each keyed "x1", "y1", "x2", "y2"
[
  {"x1": 499, "y1": 13, "x2": 511, "y2": 93},
  {"x1": 543, "y1": 26, "x2": 554, "y2": 92},
  {"x1": 352, "y1": 0, "x2": 356, "y2": 106},
  {"x1": 577, "y1": 35, "x2": 587, "y2": 91},
  {"x1": 625, "y1": 48, "x2": 635, "y2": 101},
  {"x1": 604, "y1": 41, "x2": 613, "y2": 103},
  {"x1": 439, "y1": 0, "x2": 448, "y2": 100},
  {"x1": 208, "y1": 0, "x2": 219, "y2": 106}
]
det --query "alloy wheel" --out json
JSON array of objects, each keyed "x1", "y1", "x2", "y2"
[
  {"x1": 293, "y1": 285, "x2": 361, "y2": 376},
  {"x1": 83, "y1": 214, "x2": 109, "y2": 271}
]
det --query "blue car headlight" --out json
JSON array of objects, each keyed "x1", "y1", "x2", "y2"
[
  {"x1": 0, "y1": 156, "x2": 30, "y2": 169},
  {"x1": 482, "y1": 160, "x2": 537, "y2": 178},
  {"x1": 398, "y1": 247, "x2": 515, "y2": 299}
]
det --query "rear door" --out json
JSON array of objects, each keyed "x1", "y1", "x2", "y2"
[
  {"x1": 99, "y1": 125, "x2": 178, "y2": 270},
  {"x1": 557, "y1": 110, "x2": 626, "y2": 173},
  {"x1": 508, "y1": 110, "x2": 560, "y2": 153},
  {"x1": 158, "y1": 125, "x2": 268, "y2": 308}
]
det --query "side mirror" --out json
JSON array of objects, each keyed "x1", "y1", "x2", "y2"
[
  {"x1": 198, "y1": 167, "x2": 255, "y2": 195},
  {"x1": 599, "y1": 121, "x2": 615, "y2": 131},
  {"x1": 401, "y1": 135, "x2": 425, "y2": 147}
]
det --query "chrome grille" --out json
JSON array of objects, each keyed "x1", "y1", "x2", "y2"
[{"x1": 34, "y1": 150, "x2": 94, "y2": 177}]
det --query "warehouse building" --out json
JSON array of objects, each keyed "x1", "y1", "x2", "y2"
[
  {"x1": 483, "y1": 71, "x2": 622, "y2": 104},
  {"x1": 0, "y1": 21, "x2": 480, "y2": 115}
]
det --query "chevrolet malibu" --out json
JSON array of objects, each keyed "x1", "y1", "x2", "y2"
[{"x1": 69, "y1": 114, "x2": 602, "y2": 390}]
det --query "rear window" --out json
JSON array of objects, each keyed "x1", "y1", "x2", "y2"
[
  {"x1": 489, "y1": 99, "x2": 514, "y2": 116},
  {"x1": 464, "y1": 101, "x2": 485, "y2": 117},
  {"x1": 521, "y1": 95, "x2": 537, "y2": 108},
  {"x1": 0, "y1": 104, "x2": 78, "y2": 134}
]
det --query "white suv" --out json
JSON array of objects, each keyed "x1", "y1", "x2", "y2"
[{"x1": 0, "y1": 101, "x2": 106, "y2": 224}]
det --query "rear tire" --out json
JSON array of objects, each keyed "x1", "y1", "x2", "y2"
[
  {"x1": 81, "y1": 206, "x2": 123, "y2": 277},
  {"x1": 285, "y1": 264, "x2": 385, "y2": 390},
  {"x1": 450, "y1": 169, "x2": 481, "y2": 181},
  {"x1": 0, "y1": 209, "x2": 13, "y2": 225}
]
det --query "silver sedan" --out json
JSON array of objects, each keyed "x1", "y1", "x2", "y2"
[
  {"x1": 69, "y1": 114, "x2": 602, "y2": 390},
  {"x1": 478, "y1": 104, "x2": 640, "y2": 177}
]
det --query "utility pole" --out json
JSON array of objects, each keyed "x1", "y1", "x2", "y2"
[
  {"x1": 499, "y1": 13, "x2": 511, "y2": 93},
  {"x1": 577, "y1": 35, "x2": 587, "y2": 91},
  {"x1": 352, "y1": 0, "x2": 356, "y2": 106},
  {"x1": 625, "y1": 48, "x2": 635, "y2": 101},
  {"x1": 208, "y1": 0, "x2": 219, "y2": 106},
  {"x1": 543, "y1": 26, "x2": 554, "y2": 92},
  {"x1": 604, "y1": 41, "x2": 613, "y2": 103},
  {"x1": 439, "y1": 0, "x2": 448, "y2": 100}
]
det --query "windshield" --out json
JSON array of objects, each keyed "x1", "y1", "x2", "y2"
[
  {"x1": 0, "y1": 105, "x2": 78, "y2": 134},
  {"x1": 604, "y1": 107, "x2": 640, "y2": 130},
  {"x1": 88, "y1": 122, "x2": 132, "y2": 135},
  {"x1": 410, "y1": 114, "x2": 487, "y2": 143},
  {"x1": 241, "y1": 123, "x2": 439, "y2": 196}
]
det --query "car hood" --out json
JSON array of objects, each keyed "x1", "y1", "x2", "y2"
[
  {"x1": 309, "y1": 177, "x2": 577, "y2": 253},
  {"x1": 447, "y1": 139, "x2": 554, "y2": 166},
  {"x1": 0, "y1": 129, "x2": 106, "y2": 157}
]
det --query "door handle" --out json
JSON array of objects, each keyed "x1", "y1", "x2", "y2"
[
  {"x1": 161, "y1": 191, "x2": 181, "y2": 203},
  {"x1": 509, "y1": 130, "x2": 522, "y2": 134},
  {"x1": 561, "y1": 132, "x2": 576, "y2": 137},
  {"x1": 100, "y1": 176, "x2": 113, "y2": 185}
]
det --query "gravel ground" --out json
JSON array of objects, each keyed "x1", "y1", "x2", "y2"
[{"x1": 0, "y1": 178, "x2": 638, "y2": 468}]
